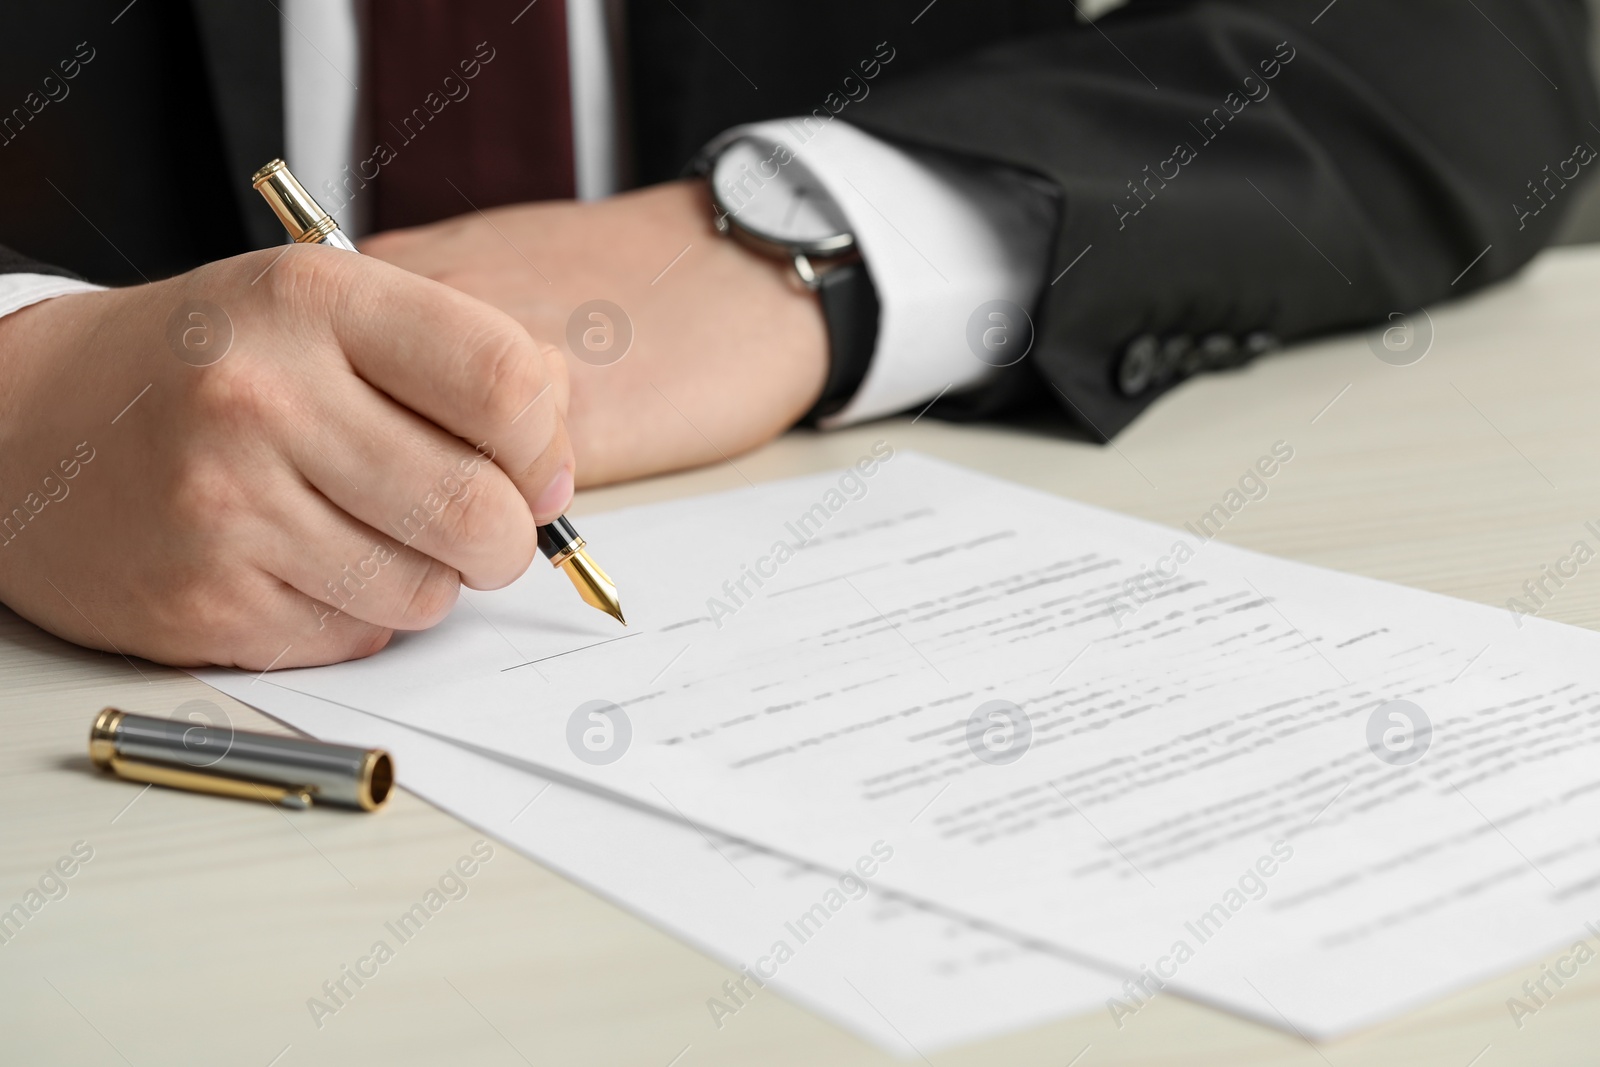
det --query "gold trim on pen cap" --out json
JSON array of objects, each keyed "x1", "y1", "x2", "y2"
[
  {"x1": 107, "y1": 756, "x2": 316, "y2": 809},
  {"x1": 89, "y1": 706, "x2": 122, "y2": 769},
  {"x1": 358, "y1": 749, "x2": 395, "y2": 812},
  {"x1": 251, "y1": 159, "x2": 340, "y2": 244}
]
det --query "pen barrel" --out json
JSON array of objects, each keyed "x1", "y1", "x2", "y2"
[
  {"x1": 90, "y1": 709, "x2": 393, "y2": 811},
  {"x1": 319, "y1": 229, "x2": 359, "y2": 252},
  {"x1": 537, "y1": 517, "x2": 583, "y2": 564}
]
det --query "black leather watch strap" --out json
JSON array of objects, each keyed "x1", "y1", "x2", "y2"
[{"x1": 804, "y1": 260, "x2": 881, "y2": 423}]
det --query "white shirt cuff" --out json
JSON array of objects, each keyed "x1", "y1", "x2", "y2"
[
  {"x1": 0, "y1": 273, "x2": 106, "y2": 320},
  {"x1": 706, "y1": 118, "x2": 1052, "y2": 427}
]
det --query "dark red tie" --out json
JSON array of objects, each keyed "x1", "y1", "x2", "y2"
[{"x1": 366, "y1": 0, "x2": 575, "y2": 231}]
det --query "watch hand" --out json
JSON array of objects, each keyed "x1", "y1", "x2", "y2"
[{"x1": 782, "y1": 187, "x2": 807, "y2": 232}]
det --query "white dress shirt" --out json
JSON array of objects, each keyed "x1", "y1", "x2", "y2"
[{"x1": 3, "y1": 0, "x2": 1111, "y2": 425}]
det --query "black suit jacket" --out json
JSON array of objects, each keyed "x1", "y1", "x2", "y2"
[{"x1": 2, "y1": 0, "x2": 1595, "y2": 439}]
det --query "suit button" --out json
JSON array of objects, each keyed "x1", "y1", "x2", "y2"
[
  {"x1": 1155, "y1": 335, "x2": 1190, "y2": 384},
  {"x1": 1117, "y1": 334, "x2": 1158, "y2": 396},
  {"x1": 1199, "y1": 333, "x2": 1237, "y2": 369},
  {"x1": 1243, "y1": 331, "x2": 1279, "y2": 359}
]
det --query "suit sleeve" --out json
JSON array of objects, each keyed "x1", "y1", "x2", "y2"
[
  {"x1": 846, "y1": 0, "x2": 1600, "y2": 438},
  {"x1": 0, "y1": 244, "x2": 83, "y2": 280}
]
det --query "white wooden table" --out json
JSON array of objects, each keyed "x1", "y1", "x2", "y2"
[{"x1": 6, "y1": 248, "x2": 1600, "y2": 1065}]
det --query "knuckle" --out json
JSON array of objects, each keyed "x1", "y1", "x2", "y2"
[
  {"x1": 347, "y1": 625, "x2": 395, "y2": 661},
  {"x1": 316, "y1": 620, "x2": 394, "y2": 664},
  {"x1": 536, "y1": 341, "x2": 571, "y2": 412},
  {"x1": 187, "y1": 355, "x2": 284, "y2": 432},
  {"x1": 260, "y1": 243, "x2": 345, "y2": 308},
  {"x1": 165, "y1": 456, "x2": 246, "y2": 540},
  {"x1": 153, "y1": 556, "x2": 246, "y2": 651},
  {"x1": 430, "y1": 478, "x2": 496, "y2": 556},
  {"x1": 470, "y1": 324, "x2": 551, "y2": 430},
  {"x1": 437, "y1": 480, "x2": 528, "y2": 574},
  {"x1": 398, "y1": 560, "x2": 460, "y2": 628}
]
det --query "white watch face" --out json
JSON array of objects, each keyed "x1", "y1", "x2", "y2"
[{"x1": 710, "y1": 138, "x2": 853, "y2": 254}]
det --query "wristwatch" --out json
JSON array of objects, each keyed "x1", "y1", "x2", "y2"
[{"x1": 700, "y1": 137, "x2": 880, "y2": 422}]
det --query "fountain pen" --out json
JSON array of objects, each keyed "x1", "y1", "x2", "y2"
[{"x1": 250, "y1": 159, "x2": 625, "y2": 626}]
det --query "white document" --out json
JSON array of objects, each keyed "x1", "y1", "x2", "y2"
[
  {"x1": 215, "y1": 451, "x2": 1600, "y2": 1037},
  {"x1": 198, "y1": 677, "x2": 1118, "y2": 1054}
]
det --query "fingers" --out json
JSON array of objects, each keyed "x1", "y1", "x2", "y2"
[
  {"x1": 209, "y1": 579, "x2": 398, "y2": 671},
  {"x1": 135, "y1": 566, "x2": 396, "y2": 671},
  {"x1": 274, "y1": 369, "x2": 538, "y2": 590},
  {"x1": 323, "y1": 255, "x2": 576, "y2": 521},
  {"x1": 258, "y1": 481, "x2": 463, "y2": 634}
]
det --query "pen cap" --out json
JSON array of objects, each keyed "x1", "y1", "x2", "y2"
[
  {"x1": 90, "y1": 708, "x2": 394, "y2": 811},
  {"x1": 251, "y1": 159, "x2": 339, "y2": 245}
]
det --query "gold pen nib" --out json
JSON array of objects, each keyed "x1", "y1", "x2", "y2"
[{"x1": 558, "y1": 548, "x2": 626, "y2": 626}]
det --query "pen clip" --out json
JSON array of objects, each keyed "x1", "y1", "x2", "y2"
[{"x1": 106, "y1": 756, "x2": 316, "y2": 809}]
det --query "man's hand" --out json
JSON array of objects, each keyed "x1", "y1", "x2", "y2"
[
  {"x1": 0, "y1": 247, "x2": 574, "y2": 668},
  {"x1": 361, "y1": 179, "x2": 829, "y2": 486}
]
